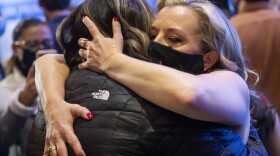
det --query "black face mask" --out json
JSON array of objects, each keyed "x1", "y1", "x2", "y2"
[
  {"x1": 15, "y1": 48, "x2": 36, "y2": 77},
  {"x1": 148, "y1": 42, "x2": 205, "y2": 75}
]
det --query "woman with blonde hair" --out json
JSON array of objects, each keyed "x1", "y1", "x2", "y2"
[{"x1": 29, "y1": 0, "x2": 267, "y2": 155}]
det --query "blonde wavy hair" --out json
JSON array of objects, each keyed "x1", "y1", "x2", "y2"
[
  {"x1": 157, "y1": 0, "x2": 259, "y2": 84},
  {"x1": 157, "y1": 0, "x2": 263, "y2": 118}
]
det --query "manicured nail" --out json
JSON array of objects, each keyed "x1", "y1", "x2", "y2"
[
  {"x1": 86, "y1": 112, "x2": 94, "y2": 119},
  {"x1": 82, "y1": 16, "x2": 86, "y2": 19},
  {"x1": 113, "y1": 16, "x2": 119, "y2": 21}
]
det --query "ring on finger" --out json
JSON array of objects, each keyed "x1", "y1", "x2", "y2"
[
  {"x1": 80, "y1": 39, "x2": 89, "y2": 48},
  {"x1": 48, "y1": 144, "x2": 57, "y2": 155}
]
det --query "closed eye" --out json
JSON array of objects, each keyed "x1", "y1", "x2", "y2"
[{"x1": 168, "y1": 37, "x2": 181, "y2": 43}]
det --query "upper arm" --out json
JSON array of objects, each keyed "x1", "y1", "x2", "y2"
[
  {"x1": 102, "y1": 54, "x2": 250, "y2": 126},
  {"x1": 35, "y1": 54, "x2": 69, "y2": 77},
  {"x1": 35, "y1": 54, "x2": 69, "y2": 106},
  {"x1": 187, "y1": 70, "x2": 250, "y2": 126}
]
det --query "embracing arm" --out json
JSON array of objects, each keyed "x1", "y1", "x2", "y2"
[
  {"x1": 35, "y1": 54, "x2": 69, "y2": 109},
  {"x1": 79, "y1": 16, "x2": 250, "y2": 127},
  {"x1": 35, "y1": 54, "x2": 90, "y2": 156},
  {"x1": 101, "y1": 54, "x2": 250, "y2": 126}
]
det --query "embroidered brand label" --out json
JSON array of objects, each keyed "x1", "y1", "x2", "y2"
[{"x1": 92, "y1": 90, "x2": 110, "y2": 100}]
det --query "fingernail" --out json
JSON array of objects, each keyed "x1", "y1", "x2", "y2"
[
  {"x1": 82, "y1": 16, "x2": 86, "y2": 20},
  {"x1": 86, "y1": 112, "x2": 94, "y2": 119},
  {"x1": 113, "y1": 16, "x2": 119, "y2": 21}
]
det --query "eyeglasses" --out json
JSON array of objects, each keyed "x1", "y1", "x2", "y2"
[{"x1": 14, "y1": 39, "x2": 54, "y2": 52}]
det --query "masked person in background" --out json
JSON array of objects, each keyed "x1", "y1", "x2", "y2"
[{"x1": 0, "y1": 18, "x2": 54, "y2": 156}]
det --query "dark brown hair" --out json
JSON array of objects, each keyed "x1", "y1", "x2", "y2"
[{"x1": 57, "y1": 0, "x2": 154, "y2": 69}]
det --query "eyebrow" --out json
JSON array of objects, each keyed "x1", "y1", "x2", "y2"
[
  {"x1": 150, "y1": 26, "x2": 190, "y2": 37},
  {"x1": 166, "y1": 28, "x2": 189, "y2": 36}
]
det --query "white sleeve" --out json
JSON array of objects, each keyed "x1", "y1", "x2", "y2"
[{"x1": 9, "y1": 88, "x2": 38, "y2": 117}]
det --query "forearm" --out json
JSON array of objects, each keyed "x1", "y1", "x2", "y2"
[
  {"x1": 102, "y1": 54, "x2": 199, "y2": 117},
  {"x1": 35, "y1": 54, "x2": 69, "y2": 110},
  {"x1": 102, "y1": 54, "x2": 248, "y2": 126}
]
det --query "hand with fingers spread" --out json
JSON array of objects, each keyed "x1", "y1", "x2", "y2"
[
  {"x1": 78, "y1": 16, "x2": 124, "y2": 73},
  {"x1": 42, "y1": 100, "x2": 92, "y2": 156},
  {"x1": 27, "y1": 54, "x2": 93, "y2": 156}
]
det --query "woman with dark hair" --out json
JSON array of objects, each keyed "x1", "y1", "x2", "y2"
[
  {"x1": 29, "y1": 0, "x2": 267, "y2": 156},
  {"x1": 28, "y1": 0, "x2": 154, "y2": 155}
]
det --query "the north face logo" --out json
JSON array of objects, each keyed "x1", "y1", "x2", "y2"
[{"x1": 92, "y1": 90, "x2": 110, "y2": 100}]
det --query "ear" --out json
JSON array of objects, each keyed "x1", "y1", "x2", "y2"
[{"x1": 203, "y1": 50, "x2": 219, "y2": 71}]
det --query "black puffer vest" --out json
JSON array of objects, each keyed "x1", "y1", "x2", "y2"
[{"x1": 27, "y1": 69, "x2": 267, "y2": 156}]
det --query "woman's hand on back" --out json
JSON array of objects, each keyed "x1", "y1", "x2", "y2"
[{"x1": 42, "y1": 99, "x2": 93, "y2": 156}]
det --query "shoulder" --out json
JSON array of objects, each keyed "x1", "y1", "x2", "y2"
[
  {"x1": 200, "y1": 70, "x2": 246, "y2": 83},
  {"x1": 199, "y1": 70, "x2": 249, "y2": 97}
]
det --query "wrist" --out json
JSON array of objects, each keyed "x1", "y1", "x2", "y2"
[
  {"x1": 19, "y1": 90, "x2": 37, "y2": 106},
  {"x1": 44, "y1": 98, "x2": 65, "y2": 110},
  {"x1": 44, "y1": 98, "x2": 64, "y2": 120},
  {"x1": 100, "y1": 53, "x2": 123, "y2": 73}
]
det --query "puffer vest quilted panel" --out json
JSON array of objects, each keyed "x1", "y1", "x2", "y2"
[{"x1": 27, "y1": 69, "x2": 267, "y2": 156}]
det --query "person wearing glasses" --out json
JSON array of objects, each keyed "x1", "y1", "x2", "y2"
[{"x1": 0, "y1": 18, "x2": 54, "y2": 156}]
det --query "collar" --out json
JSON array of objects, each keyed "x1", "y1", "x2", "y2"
[{"x1": 239, "y1": 1, "x2": 271, "y2": 13}]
